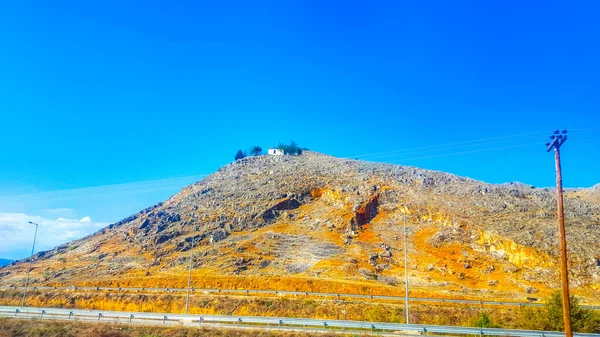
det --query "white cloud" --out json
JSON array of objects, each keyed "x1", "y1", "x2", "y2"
[{"x1": 0, "y1": 212, "x2": 109, "y2": 260}]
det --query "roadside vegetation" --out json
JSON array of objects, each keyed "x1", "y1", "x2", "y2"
[
  {"x1": 515, "y1": 292, "x2": 600, "y2": 332},
  {"x1": 1, "y1": 291, "x2": 598, "y2": 332},
  {"x1": 0, "y1": 318, "x2": 350, "y2": 337}
]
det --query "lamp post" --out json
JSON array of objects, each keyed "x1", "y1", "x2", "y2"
[
  {"x1": 402, "y1": 204, "x2": 409, "y2": 324},
  {"x1": 21, "y1": 221, "x2": 39, "y2": 308},
  {"x1": 185, "y1": 225, "x2": 197, "y2": 315}
]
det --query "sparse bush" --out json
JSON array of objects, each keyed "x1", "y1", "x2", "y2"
[
  {"x1": 379, "y1": 275, "x2": 399, "y2": 286},
  {"x1": 358, "y1": 268, "x2": 378, "y2": 280}
]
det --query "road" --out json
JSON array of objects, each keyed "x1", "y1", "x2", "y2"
[
  {"x1": 1, "y1": 305, "x2": 599, "y2": 337},
  {"x1": 3, "y1": 285, "x2": 600, "y2": 310}
]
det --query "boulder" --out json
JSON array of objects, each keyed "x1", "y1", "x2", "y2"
[{"x1": 210, "y1": 229, "x2": 229, "y2": 244}]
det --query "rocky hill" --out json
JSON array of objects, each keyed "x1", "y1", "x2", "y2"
[
  {"x1": 575, "y1": 184, "x2": 600, "y2": 205},
  {"x1": 2, "y1": 152, "x2": 599, "y2": 302}
]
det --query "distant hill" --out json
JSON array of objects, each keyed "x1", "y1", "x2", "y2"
[
  {"x1": 1, "y1": 151, "x2": 599, "y2": 303},
  {"x1": 0, "y1": 259, "x2": 13, "y2": 267}
]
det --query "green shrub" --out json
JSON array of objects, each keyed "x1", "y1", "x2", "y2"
[
  {"x1": 517, "y1": 292, "x2": 600, "y2": 333},
  {"x1": 474, "y1": 312, "x2": 497, "y2": 328},
  {"x1": 544, "y1": 292, "x2": 600, "y2": 333}
]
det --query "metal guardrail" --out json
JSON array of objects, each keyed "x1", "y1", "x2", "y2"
[
  {"x1": 2, "y1": 306, "x2": 599, "y2": 337},
  {"x1": 2, "y1": 285, "x2": 599, "y2": 310}
]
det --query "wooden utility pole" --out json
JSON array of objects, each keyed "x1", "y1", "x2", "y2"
[
  {"x1": 402, "y1": 204, "x2": 409, "y2": 324},
  {"x1": 546, "y1": 129, "x2": 572, "y2": 337}
]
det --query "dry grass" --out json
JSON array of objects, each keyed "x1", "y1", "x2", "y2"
[
  {"x1": 0, "y1": 317, "x2": 356, "y2": 337},
  {"x1": 0, "y1": 289, "x2": 556, "y2": 329}
]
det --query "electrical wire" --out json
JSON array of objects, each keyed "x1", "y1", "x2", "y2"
[
  {"x1": 348, "y1": 130, "x2": 552, "y2": 159},
  {"x1": 384, "y1": 142, "x2": 544, "y2": 163},
  {"x1": 347, "y1": 129, "x2": 597, "y2": 162},
  {"x1": 383, "y1": 139, "x2": 597, "y2": 164},
  {"x1": 359, "y1": 134, "x2": 545, "y2": 161}
]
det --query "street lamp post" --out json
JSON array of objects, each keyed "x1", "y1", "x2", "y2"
[
  {"x1": 21, "y1": 221, "x2": 39, "y2": 308},
  {"x1": 185, "y1": 225, "x2": 197, "y2": 315},
  {"x1": 402, "y1": 204, "x2": 409, "y2": 324}
]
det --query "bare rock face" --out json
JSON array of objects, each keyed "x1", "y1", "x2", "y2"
[
  {"x1": 2, "y1": 151, "x2": 599, "y2": 299},
  {"x1": 210, "y1": 229, "x2": 229, "y2": 244},
  {"x1": 262, "y1": 197, "x2": 304, "y2": 223}
]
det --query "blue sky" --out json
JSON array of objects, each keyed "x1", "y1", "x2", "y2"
[{"x1": 1, "y1": 1, "x2": 599, "y2": 259}]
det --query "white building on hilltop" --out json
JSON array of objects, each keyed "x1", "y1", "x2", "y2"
[{"x1": 268, "y1": 148, "x2": 284, "y2": 156}]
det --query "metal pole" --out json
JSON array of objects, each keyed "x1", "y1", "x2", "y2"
[
  {"x1": 546, "y1": 130, "x2": 572, "y2": 337},
  {"x1": 21, "y1": 222, "x2": 38, "y2": 308},
  {"x1": 555, "y1": 147, "x2": 572, "y2": 337},
  {"x1": 185, "y1": 226, "x2": 197, "y2": 315},
  {"x1": 403, "y1": 206, "x2": 409, "y2": 324}
]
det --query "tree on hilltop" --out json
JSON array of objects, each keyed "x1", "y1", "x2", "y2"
[
  {"x1": 250, "y1": 146, "x2": 263, "y2": 156},
  {"x1": 234, "y1": 149, "x2": 246, "y2": 160},
  {"x1": 276, "y1": 141, "x2": 303, "y2": 155}
]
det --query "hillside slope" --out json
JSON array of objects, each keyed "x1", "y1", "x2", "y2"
[
  {"x1": 2, "y1": 152, "x2": 599, "y2": 302},
  {"x1": 575, "y1": 184, "x2": 600, "y2": 205}
]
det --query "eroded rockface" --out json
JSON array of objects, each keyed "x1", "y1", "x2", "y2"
[{"x1": 351, "y1": 195, "x2": 379, "y2": 230}]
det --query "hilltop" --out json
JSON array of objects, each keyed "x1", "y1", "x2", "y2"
[{"x1": 1, "y1": 151, "x2": 599, "y2": 302}]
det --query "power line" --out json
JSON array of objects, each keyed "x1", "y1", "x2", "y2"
[
  {"x1": 380, "y1": 139, "x2": 596, "y2": 164},
  {"x1": 359, "y1": 134, "x2": 545, "y2": 161},
  {"x1": 347, "y1": 129, "x2": 597, "y2": 162},
  {"x1": 568, "y1": 128, "x2": 600, "y2": 132},
  {"x1": 384, "y1": 142, "x2": 544, "y2": 163},
  {"x1": 348, "y1": 130, "x2": 552, "y2": 159}
]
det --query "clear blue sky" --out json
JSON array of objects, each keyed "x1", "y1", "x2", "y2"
[{"x1": 1, "y1": 1, "x2": 599, "y2": 258}]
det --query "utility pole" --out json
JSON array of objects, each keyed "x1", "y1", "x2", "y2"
[
  {"x1": 401, "y1": 203, "x2": 409, "y2": 324},
  {"x1": 21, "y1": 221, "x2": 39, "y2": 308},
  {"x1": 185, "y1": 225, "x2": 197, "y2": 315},
  {"x1": 546, "y1": 129, "x2": 572, "y2": 337}
]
